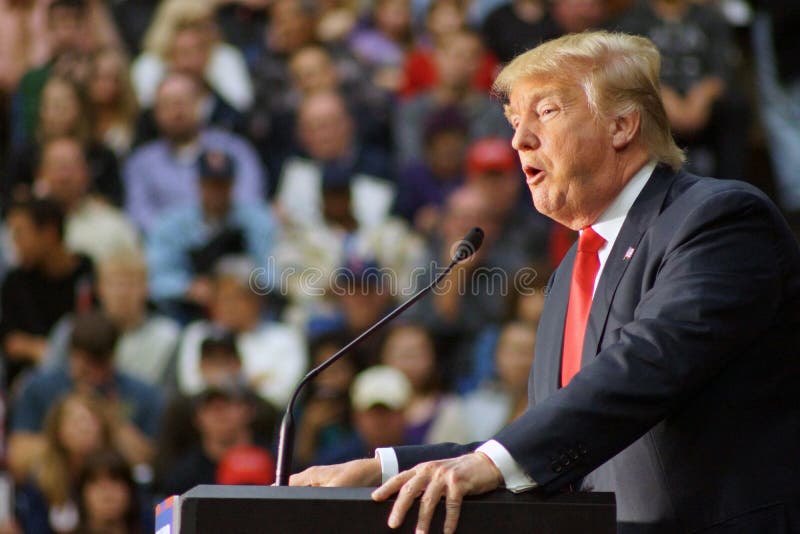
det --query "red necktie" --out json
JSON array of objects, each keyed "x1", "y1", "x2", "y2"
[{"x1": 561, "y1": 227, "x2": 606, "y2": 387}]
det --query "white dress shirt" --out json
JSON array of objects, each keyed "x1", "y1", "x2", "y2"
[{"x1": 376, "y1": 160, "x2": 657, "y2": 489}]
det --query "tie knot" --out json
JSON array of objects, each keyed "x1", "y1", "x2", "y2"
[{"x1": 578, "y1": 227, "x2": 605, "y2": 253}]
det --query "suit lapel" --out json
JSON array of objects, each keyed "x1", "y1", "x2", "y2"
[{"x1": 581, "y1": 165, "x2": 677, "y2": 369}]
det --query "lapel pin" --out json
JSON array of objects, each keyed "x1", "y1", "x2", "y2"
[{"x1": 623, "y1": 246, "x2": 635, "y2": 261}]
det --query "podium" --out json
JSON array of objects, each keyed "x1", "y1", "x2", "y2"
[{"x1": 158, "y1": 485, "x2": 616, "y2": 533}]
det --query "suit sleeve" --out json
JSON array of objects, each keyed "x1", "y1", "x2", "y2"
[{"x1": 493, "y1": 187, "x2": 789, "y2": 490}]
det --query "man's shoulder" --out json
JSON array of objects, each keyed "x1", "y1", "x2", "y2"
[
  {"x1": 663, "y1": 171, "x2": 774, "y2": 216},
  {"x1": 126, "y1": 139, "x2": 169, "y2": 165},
  {"x1": 115, "y1": 371, "x2": 162, "y2": 401}
]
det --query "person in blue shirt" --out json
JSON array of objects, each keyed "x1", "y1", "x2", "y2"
[{"x1": 145, "y1": 148, "x2": 278, "y2": 318}]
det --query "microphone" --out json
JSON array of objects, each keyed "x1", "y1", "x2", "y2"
[{"x1": 275, "y1": 227, "x2": 485, "y2": 486}]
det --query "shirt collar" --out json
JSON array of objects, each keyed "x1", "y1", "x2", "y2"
[{"x1": 590, "y1": 160, "x2": 657, "y2": 246}]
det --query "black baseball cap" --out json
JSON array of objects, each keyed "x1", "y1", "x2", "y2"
[{"x1": 198, "y1": 149, "x2": 236, "y2": 181}]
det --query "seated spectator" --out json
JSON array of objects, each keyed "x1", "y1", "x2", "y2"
[
  {"x1": 214, "y1": 0, "x2": 271, "y2": 67},
  {"x1": 394, "y1": 107, "x2": 468, "y2": 234},
  {"x1": 155, "y1": 330, "x2": 277, "y2": 490},
  {"x1": 464, "y1": 261, "x2": 551, "y2": 392},
  {"x1": 123, "y1": 72, "x2": 265, "y2": 232},
  {"x1": 349, "y1": 0, "x2": 413, "y2": 92},
  {"x1": 464, "y1": 137, "x2": 551, "y2": 265},
  {"x1": 458, "y1": 321, "x2": 536, "y2": 442},
  {"x1": 401, "y1": 0, "x2": 499, "y2": 98},
  {"x1": 12, "y1": 393, "x2": 116, "y2": 534},
  {"x1": 87, "y1": 47, "x2": 139, "y2": 158},
  {"x1": 131, "y1": 0, "x2": 253, "y2": 113},
  {"x1": 612, "y1": 0, "x2": 749, "y2": 180},
  {"x1": 294, "y1": 330, "x2": 358, "y2": 469},
  {"x1": 288, "y1": 45, "x2": 393, "y2": 156},
  {"x1": 275, "y1": 91, "x2": 394, "y2": 230},
  {"x1": 305, "y1": 257, "x2": 400, "y2": 369},
  {"x1": 176, "y1": 256, "x2": 307, "y2": 409},
  {"x1": 8, "y1": 0, "x2": 120, "y2": 144},
  {"x1": 380, "y1": 324, "x2": 466, "y2": 445},
  {"x1": 394, "y1": 29, "x2": 511, "y2": 166},
  {"x1": 44, "y1": 247, "x2": 181, "y2": 388},
  {"x1": 248, "y1": 0, "x2": 318, "y2": 181},
  {"x1": 404, "y1": 185, "x2": 529, "y2": 386},
  {"x1": 159, "y1": 380, "x2": 273, "y2": 496},
  {"x1": 76, "y1": 449, "x2": 146, "y2": 534},
  {"x1": 0, "y1": 198, "x2": 94, "y2": 382},
  {"x1": 5, "y1": 75, "x2": 122, "y2": 209},
  {"x1": 314, "y1": 365, "x2": 413, "y2": 465},
  {"x1": 146, "y1": 149, "x2": 278, "y2": 315},
  {"x1": 133, "y1": 18, "x2": 247, "y2": 144},
  {"x1": 276, "y1": 172, "x2": 425, "y2": 327},
  {"x1": 8, "y1": 311, "x2": 163, "y2": 482},
  {"x1": 551, "y1": 0, "x2": 609, "y2": 33},
  {"x1": 482, "y1": 0, "x2": 561, "y2": 63},
  {"x1": 35, "y1": 136, "x2": 139, "y2": 265}
]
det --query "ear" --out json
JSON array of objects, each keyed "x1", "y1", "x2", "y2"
[{"x1": 610, "y1": 110, "x2": 641, "y2": 150}]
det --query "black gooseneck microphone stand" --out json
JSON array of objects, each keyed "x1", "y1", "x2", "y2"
[{"x1": 274, "y1": 227, "x2": 485, "y2": 486}]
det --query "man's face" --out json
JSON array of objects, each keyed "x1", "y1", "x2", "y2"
[
  {"x1": 98, "y1": 265, "x2": 148, "y2": 325},
  {"x1": 69, "y1": 350, "x2": 112, "y2": 389},
  {"x1": 354, "y1": 405, "x2": 406, "y2": 449},
  {"x1": 154, "y1": 77, "x2": 201, "y2": 143},
  {"x1": 169, "y1": 28, "x2": 212, "y2": 78},
  {"x1": 435, "y1": 33, "x2": 483, "y2": 91},
  {"x1": 298, "y1": 95, "x2": 353, "y2": 161},
  {"x1": 195, "y1": 397, "x2": 251, "y2": 445},
  {"x1": 7, "y1": 212, "x2": 50, "y2": 268},
  {"x1": 38, "y1": 139, "x2": 90, "y2": 206},
  {"x1": 211, "y1": 278, "x2": 262, "y2": 332},
  {"x1": 508, "y1": 75, "x2": 625, "y2": 229},
  {"x1": 48, "y1": 6, "x2": 85, "y2": 53},
  {"x1": 200, "y1": 179, "x2": 234, "y2": 218}
]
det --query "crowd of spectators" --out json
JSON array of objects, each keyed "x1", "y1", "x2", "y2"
[{"x1": 0, "y1": 0, "x2": 795, "y2": 532}]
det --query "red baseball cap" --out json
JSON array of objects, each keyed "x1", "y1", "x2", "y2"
[
  {"x1": 466, "y1": 138, "x2": 517, "y2": 174},
  {"x1": 216, "y1": 445, "x2": 276, "y2": 485}
]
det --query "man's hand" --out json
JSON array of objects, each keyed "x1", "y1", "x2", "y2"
[
  {"x1": 289, "y1": 457, "x2": 382, "y2": 487},
  {"x1": 371, "y1": 452, "x2": 503, "y2": 534}
]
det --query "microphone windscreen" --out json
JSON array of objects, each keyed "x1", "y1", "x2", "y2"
[{"x1": 453, "y1": 227, "x2": 485, "y2": 262}]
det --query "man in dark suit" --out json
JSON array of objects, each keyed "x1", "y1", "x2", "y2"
[{"x1": 291, "y1": 31, "x2": 800, "y2": 533}]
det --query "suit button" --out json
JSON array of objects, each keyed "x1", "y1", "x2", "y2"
[
  {"x1": 551, "y1": 462, "x2": 562, "y2": 473},
  {"x1": 569, "y1": 449, "x2": 579, "y2": 460},
  {"x1": 578, "y1": 443, "x2": 588, "y2": 455}
]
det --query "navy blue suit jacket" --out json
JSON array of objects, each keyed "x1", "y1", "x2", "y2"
[{"x1": 392, "y1": 166, "x2": 800, "y2": 532}]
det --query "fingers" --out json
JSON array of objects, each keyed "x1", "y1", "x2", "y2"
[
  {"x1": 292, "y1": 458, "x2": 382, "y2": 487},
  {"x1": 415, "y1": 475, "x2": 446, "y2": 534},
  {"x1": 371, "y1": 468, "x2": 416, "y2": 501},
  {"x1": 443, "y1": 494, "x2": 463, "y2": 534}
]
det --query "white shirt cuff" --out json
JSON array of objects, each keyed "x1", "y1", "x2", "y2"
[
  {"x1": 476, "y1": 440, "x2": 538, "y2": 493},
  {"x1": 375, "y1": 447, "x2": 399, "y2": 484}
]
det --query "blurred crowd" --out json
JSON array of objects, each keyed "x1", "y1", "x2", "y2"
[{"x1": 0, "y1": 0, "x2": 796, "y2": 532}]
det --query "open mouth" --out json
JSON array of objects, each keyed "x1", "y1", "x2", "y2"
[{"x1": 524, "y1": 165, "x2": 545, "y2": 185}]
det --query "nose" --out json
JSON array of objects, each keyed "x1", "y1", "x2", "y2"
[{"x1": 511, "y1": 118, "x2": 539, "y2": 152}]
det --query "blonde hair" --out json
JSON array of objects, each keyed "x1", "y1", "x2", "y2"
[
  {"x1": 494, "y1": 31, "x2": 685, "y2": 170},
  {"x1": 90, "y1": 47, "x2": 139, "y2": 128},
  {"x1": 98, "y1": 245, "x2": 147, "y2": 277},
  {"x1": 36, "y1": 393, "x2": 114, "y2": 506},
  {"x1": 142, "y1": 0, "x2": 217, "y2": 58}
]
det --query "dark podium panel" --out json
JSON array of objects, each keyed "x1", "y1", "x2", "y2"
[{"x1": 177, "y1": 485, "x2": 616, "y2": 533}]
